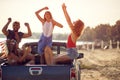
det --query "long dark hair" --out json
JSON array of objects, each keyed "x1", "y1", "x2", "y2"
[{"x1": 6, "y1": 39, "x2": 18, "y2": 55}]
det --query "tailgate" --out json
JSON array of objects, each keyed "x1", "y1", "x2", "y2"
[{"x1": 1, "y1": 65, "x2": 73, "y2": 80}]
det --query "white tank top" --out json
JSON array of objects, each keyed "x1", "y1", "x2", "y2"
[{"x1": 42, "y1": 21, "x2": 53, "y2": 37}]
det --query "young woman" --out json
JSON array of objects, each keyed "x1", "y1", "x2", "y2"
[
  {"x1": 35, "y1": 7, "x2": 63, "y2": 65},
  {"x1": 53, "y1": 3, "x2": 84, "y2": 63}
]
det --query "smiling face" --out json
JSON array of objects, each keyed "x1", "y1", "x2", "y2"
[
  {"x1": 12, "y1": 21, "x2": 20, "y2": 32},
  {"x1": 44, "y1": 11, "x2": 53, "y2": 21}
]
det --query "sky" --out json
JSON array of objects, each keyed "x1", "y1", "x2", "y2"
[{"x1": 0, "y1": 0, "x2": 120, "y2": 34}]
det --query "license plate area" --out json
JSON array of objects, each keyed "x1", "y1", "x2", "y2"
[{"x1": 29, "y1": 67, "x2": 43, "y2": 75}]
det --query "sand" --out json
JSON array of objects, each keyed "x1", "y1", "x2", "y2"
[{"x1": 78, "y1": 49, "x2": 120, "y2": 80}]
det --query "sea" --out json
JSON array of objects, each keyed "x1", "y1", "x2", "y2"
[{"x1": 0, "y1": 38, "x2": 92, "y2": 48}]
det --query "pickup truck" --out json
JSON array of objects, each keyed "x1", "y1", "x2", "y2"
[{"x1": 1, "y1": 41, "x2": 83, "y2": 80}]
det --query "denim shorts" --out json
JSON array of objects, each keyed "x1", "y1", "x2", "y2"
[
  {"x1": 37, "y1": 34, "x2": 52, "y2": 55},
  {"x1": 66, "y1": 48, "x2": 78, "y2": 59}
]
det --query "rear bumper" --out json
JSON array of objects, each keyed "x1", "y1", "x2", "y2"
[{"x1": 1, "y1": 65, "x2": 73, "y2": 80}]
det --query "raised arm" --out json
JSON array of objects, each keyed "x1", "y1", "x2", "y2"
[
  {"x1": 35, "y1": 7, "x2": 49, "y2": 23},
  {"x1": 53, "y1": 20, "x2": 63, "y2": 28},
  {"x1": 22, "y1": 23, "x2": 32, "y2": 38},
  {"x1": 62, "y1": 3, "x2": 73, "y2": 29},
  {"x1": 2, "y1": 18, "x2": 12, "y2": 36}
]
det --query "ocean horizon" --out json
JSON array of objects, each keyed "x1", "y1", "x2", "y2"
[{"x1": 0, "y1": 38, "x2": 92, "y2": 48}]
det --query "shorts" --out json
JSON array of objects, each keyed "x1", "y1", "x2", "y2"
[
  {"x1": 66, "y1": 48, "x2": 78, "y2": 59},
  {"x1": 37, "y1": 33, "x2": 52, "y2": 55}
]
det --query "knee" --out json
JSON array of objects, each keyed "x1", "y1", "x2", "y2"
[
  {"x1": 44, "y1": 46, "x2": 51, "y2": 53},
  {"x1": 23, "y1": 46, "x2": 31, "y2": 53}
]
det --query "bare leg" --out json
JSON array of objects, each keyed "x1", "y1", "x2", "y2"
[
  {"x1": 19, "y1": 46, "x2": 31, "y2": 62},
  {"x1": 44, "y1": 46, "x2": 53, "y2": 65},
  {"x1": 25, "y1": 53, "x2": 35, "y2": 64},
  {"x1": 54, "y1": 54, "x2": 71, "y2": 63}
]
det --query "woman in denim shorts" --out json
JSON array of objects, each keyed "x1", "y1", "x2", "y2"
[
  {"x1": 53, "y1": 3, "x2": 84, "y2": 63},
  {"x1": 35, "y1": 6, "x2": 63, "y2": 65}
]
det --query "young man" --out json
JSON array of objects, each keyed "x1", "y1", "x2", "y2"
[{"x1": 2, "y1": 17, "x2": 34, "y2": 65}]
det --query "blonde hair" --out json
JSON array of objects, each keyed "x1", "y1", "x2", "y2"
[{"x1": 73, "y1": 19, "x2": 84, "y2": 37}]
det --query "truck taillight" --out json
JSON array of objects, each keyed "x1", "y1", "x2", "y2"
[{"x1": 70, "y1": 68, "x2": 76, "y2": 80}]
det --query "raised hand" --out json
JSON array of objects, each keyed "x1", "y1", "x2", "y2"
[
  {"x1": 24, "y1": 23, "x2": 29, "y2": 27},
  {"x1": 8, "y1": 17, "x2": 12, "y2": 23},
  {"x1": 43, "y1": 7, "x2": 49, "y2": 10},
  {"x1": 62, "y1": 3, "x2": 66, "y2": 9}
]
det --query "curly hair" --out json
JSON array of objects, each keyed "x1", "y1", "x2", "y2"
[{"x1": 72, "y1": 19, "x2": 84, "y2": 37}]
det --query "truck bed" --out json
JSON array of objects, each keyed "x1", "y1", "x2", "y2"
[{"x1": 0, "y1": 42, "x2": 83, "y2": 80}]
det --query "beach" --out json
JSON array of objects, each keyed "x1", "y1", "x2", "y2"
[
  {"x1": 0, "y1": 38, "x2": 120, "y2": 80},
  {"x1": 78, "y1": 49, "x2": 120, "y2": 80}
]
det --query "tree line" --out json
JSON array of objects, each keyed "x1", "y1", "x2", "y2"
[
  {"x1": 80, "y1": 20, "x2": 120, "y2": 43},
  {"x1": 1, "y1": 19, "x2": 120, "y2": 43}
]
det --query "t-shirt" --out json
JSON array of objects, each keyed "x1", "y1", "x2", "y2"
[{"x1": 7, "y1": 29, "x2": 24, "y2": 44}]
